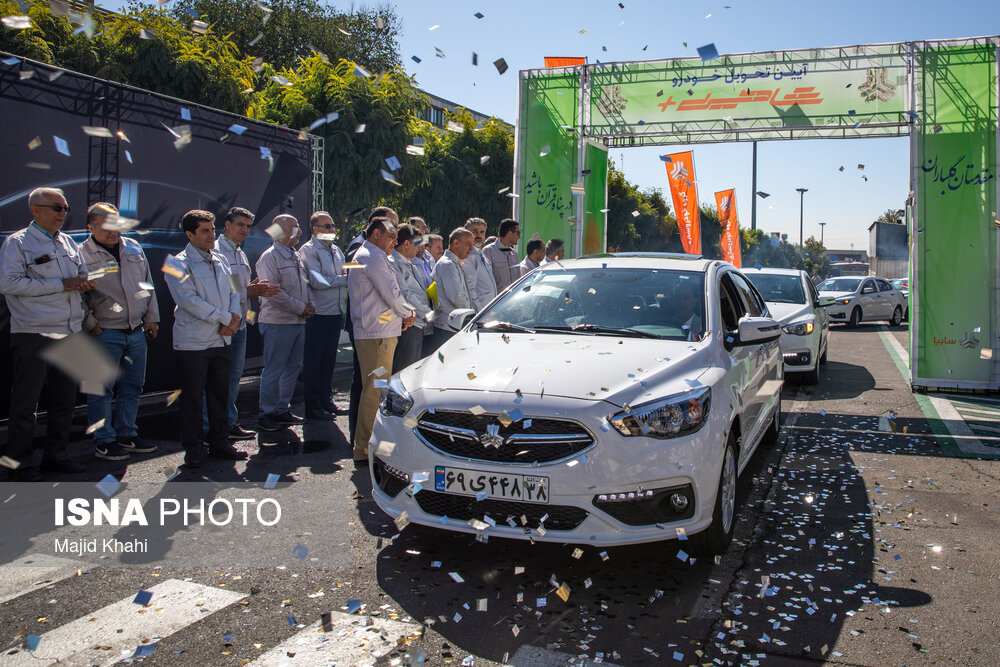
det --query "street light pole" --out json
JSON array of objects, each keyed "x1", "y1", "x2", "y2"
[
  {"x1": 796, "y1": 188, "x2": 808, "y2": 248},
  {"x1": 819, "y1": 222, "x2": 826, "y2": 246}
]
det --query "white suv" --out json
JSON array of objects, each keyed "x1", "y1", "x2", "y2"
[{"x1": 370, "y1": 254, "x2": 783, "y2": 555}]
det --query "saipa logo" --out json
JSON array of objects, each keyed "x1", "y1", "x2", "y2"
[
  {"x1": 670, "y1": 161, "x2": 689, "y2": 182},
  {"x1": 960, "y1": 331, "x2": 979, "y2": 350}
]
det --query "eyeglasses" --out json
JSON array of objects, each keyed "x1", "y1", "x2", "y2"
[
  {"x1": 36, "y1": 204, "x2": 70, "y2": 213},
  {"x1": 315, "y1": 224, "x2": 335, "y2": 229}
]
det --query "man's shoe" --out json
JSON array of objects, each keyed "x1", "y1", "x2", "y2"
[
  {"x1": 276, "y1": 412, "x2": 305, "y2": 425},
  {"x1": 40, "y1": 458, "x2": 86, "y2": 474},
  {"x1": 228, "y1": 424, "x2": 256, "y2": 440},
  {"x1": 326, "y1": 404, "x2": 346, "y2": 415},
  {"x1": 353, "y1": 458, "x2": 369, "y2": 469},
  {"x1": 256, "y1": 414, "x2": 282, "y2": 432},
  {"x1": 117, "y1": 436, "x2": 157, "y2": 454},
  {"x1": 184, "y1": 454, "x2": 203, "y2": 469},
  {"x1": 208, "y1": 444, "x2": 248, "y2": 460},
  {"x1": 95, "y1": 443, "x2": 131, "y2": 461},
  {"x1": 306, "y1": 408, "x2": 332, "y2": 420},
  {"x1": 9, "y1": 467, "x2": 43, "y2": 482}
]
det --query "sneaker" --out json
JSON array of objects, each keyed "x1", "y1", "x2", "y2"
[
  {"x1": 276, "y1": 411, "x2": 305, "y2": 425},
  {"x1": 306, "y1": 408, "x2": 332, "y2": 420},
  {"x1": 118, "y1": 436, "x2": 157, "y2": 454},
  {"x1": 95, "y1": 444, "x2": 130, "y2": 461},
  {"x1": 256, "y1": 414, "x2": 282, "y2": 432},
  {"x1": 228, "y1": 424, "x2": 256, "y2": 440}
]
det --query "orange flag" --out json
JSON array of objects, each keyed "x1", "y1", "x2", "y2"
[
  {"x1": 544, "y1": 57, "x2": 586, "y2": 67},
  {"x1": 715, "y1": 189, "x2": 742, "y2": 268},
  {"x1": 663, "y1": 151, "x2": 701, "y2": 255}
]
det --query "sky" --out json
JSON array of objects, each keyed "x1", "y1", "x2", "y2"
[{"x1": 105, "y1": 0, "x2": 996, "y2": 250}]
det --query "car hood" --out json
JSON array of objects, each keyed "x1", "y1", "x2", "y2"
[
  {"x1": 766, "y1": 302, "x2": 812, "y2": 324},
  {"x1": 402, "y1": 331, "x2": 712, "y2": 408}
]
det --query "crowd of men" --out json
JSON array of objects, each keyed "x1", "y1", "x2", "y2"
[{"x1": 0, "y1": 187, "x2": 565, "y2": 480}]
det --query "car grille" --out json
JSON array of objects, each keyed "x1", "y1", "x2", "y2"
[
  {"x1": 373, "y1": 457, "x2": 408, "y2": 498},
  {"x1": 413, "y1": 490, "x2": 588, "y2": 531},
  {"x1": 414, "y1": 410, "x2": 594, "y2": 463}
]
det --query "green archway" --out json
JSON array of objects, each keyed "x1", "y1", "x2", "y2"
[{"x1": 513, "y1": 37, "x2": 998, "y2": 390}]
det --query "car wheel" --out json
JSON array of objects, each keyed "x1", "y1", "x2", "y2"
[
  {"x1": 801, "y1": 367, "x2": 819, "y2": 385},
  {"x1": 848, "y1": 307, "x2": 862, "y2": 328},
  {"x1": 762, "y1": 394, "x2": 781, "y2": 445},
  {"x1": 819, "y1": 340, "x2": 828, "y2": 365},
  {"x1": 890, "y1": 305, "x2": 903, "y2": 326},
  {"x1": 690, "y1": 433, "x2": 738, "y2": 556}
]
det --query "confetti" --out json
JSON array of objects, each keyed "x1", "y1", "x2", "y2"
[
  {"x1": 449, "y1": 572, "x2": 465, "y2": 583},
  {"x1": 53, "y1": 136, "x2": 70, "y2": 156},
  {"x1": 96, "y1": 474, "x2": 119, "y2": 498},
  {"x1": 493, "y1": 57, "x2": 508, "y2": 75},
  {"x1": 85, "y1": 418, "x2": 105, "y2": 435},
  {"x1": 696, "y1": 43, "x2": 719, "y2": 61},
  {"x1": 166, "y1": 389, "x2": 182, "y2": 406},
  {"x1": 133, "y1": 590, "x2": 153, "y2": 605},
  {"x1": 394, "y1": 511, "x2": 410, "y2": 531},
  {"x1": 82, "y1": 126, "x2": 113, "y2": 138},
  {"x1": 292, "y1": 543, "x2": 308, "y2": 559},
  {"x1": 264, "y1": 473, "x2": 280, "y2": 489},
  {"x1": 2, "y1": 15, "x2": 32, "y2": 29}
]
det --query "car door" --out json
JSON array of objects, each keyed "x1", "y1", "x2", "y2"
[
  {"x1": 858, "y1": 278, "x2": 882, "y2": 318},
  {"x1": 718, "y1": 272, "x2": 757, "y2": 441},
  {"x1": 876, "y1": 279, "x2": 898, "y2": 319},
  {"x1": 726, "y1": 271, "x2": 773, "y2": 452}
]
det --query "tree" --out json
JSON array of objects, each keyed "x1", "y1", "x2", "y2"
[
  {"x1": 698, "y1": 203, "x2": 722, "y2": 260},
  {"x1": 801, "y1": 237, "x2": 830, "y2": 277},
  {"x1": 874, "y1": 208, "x2": 904, "y2": 224},
  {"x1": 170, "y1": 0, "x2": 401, "y2": 74},
  {"x1": 389, "y1": 109, "x2": 514, "y2": 234},
  {"x1": 253, "y1": 56, "x2": 425, "y2": 241}
]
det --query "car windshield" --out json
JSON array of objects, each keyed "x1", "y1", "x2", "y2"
[
  {"x1": 744, "y1": 273, "x2": 806, "y2": 304},
  {"x1": 477, "y1": 268, "x2": 706, "y2": 341},
  {"x1": 817, "y1": 277, "x2": 862, "y2": 292}
]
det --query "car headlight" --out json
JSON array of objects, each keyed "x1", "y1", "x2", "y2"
[
  {"x1": 608, "y1": 387, "x2": 710, "y2": 439},
  {"x1": 379, "y1": 375, "x2": 413, "y2": 418},
  {"x1": 782, "y1": 320, "x2": 814, "y2": 336}
]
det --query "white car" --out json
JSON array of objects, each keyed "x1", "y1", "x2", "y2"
[
  {"x1": 370, "y1": 255, "x2": 783, "y2": 555},
  {"x1": 744, "y1": 268, "x2": 829, "y2": 385},
  {"x1": 817, "y1": 276, "x2": 907, "y2": 327}
]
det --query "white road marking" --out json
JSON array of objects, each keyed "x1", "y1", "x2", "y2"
[
  {"x1": 4, "y1": 578, "x2": 245, "y2": 667},
  {"x1": 880, "y1": 327, "x2": 997, "y2": 456},
  {"x1": 248, "y1": 610, "x2": 421, "y2": 666},
  {"x1": 0, "y1": 554, "x2": 85, "y2": 605}
]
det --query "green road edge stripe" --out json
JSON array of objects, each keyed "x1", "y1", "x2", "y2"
[{"x1": 878, "y1": 330, "x2": 967, "y2": 458}]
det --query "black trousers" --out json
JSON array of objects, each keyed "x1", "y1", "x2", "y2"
[
  {"x1": 303, "y1": 314, "x2": 343, "y2": 412},
  {"x1": 175, "y1": 346, "x2": 231, "y2": 453},
  {"x1": 6, "y1": 333, "x2": 78, "y2": 468},
  {"x1": 393, "y1": 325, "x2": 425, "y2": 374}
]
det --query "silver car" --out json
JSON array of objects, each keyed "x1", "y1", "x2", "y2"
[{"x1": 817, "y1": 276, "x2": 907, "y2": 327}]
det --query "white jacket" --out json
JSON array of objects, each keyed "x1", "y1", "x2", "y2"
[
  {"x1": 164, "y1": 243, "x2": 240, "y2": 351},
  {"x1": 432, "y1": 250, "x2": 474, "y2": 331},
  {"x1": 300, "y1": 237, "x2": 347, "y2": 316}
]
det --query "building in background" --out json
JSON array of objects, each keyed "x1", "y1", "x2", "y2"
[{"x1": 868, "y1": 221, "x2": 909, "y2": 279}]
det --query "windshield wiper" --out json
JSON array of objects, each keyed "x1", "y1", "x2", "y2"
[
  {"x1": 477, "y1": 320, "x2": 536, "y2": 334},
  {"x1": 538, "y1": 324, "x2": 663, "y2": 339}
]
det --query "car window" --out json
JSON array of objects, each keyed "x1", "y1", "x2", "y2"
[
  {"x1": 877, "y1": 279, "x2": 892, "y2": 292},
  {"x1": 728, "y1": 272, "x2": 764, "y2": 317},
  {"x1": 718, "y1": 274, "x2": 744, "y2": 331},
  {"x1": 744, "y1": 272, "x2": 807, "y2": 304},
  {"x1": 861, "y1": 279, "x2": 876, "y2": 293},
  {"x1": 817, "y1": 277, "x2": 862, "y2": 292},
  {"x1": 481, "y1": 267, "x2": 706, "y2": 340},
  {"x1": 807, "y1": 279, "x2": 820, "y2": 304}
]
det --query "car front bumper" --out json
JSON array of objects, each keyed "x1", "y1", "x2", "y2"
[
  {"x1": 368, "y1": 390, "x2": 726, "y2": 547},
  {"x1": 778, "y1": 330, "x2": 821, "y2": 373}
]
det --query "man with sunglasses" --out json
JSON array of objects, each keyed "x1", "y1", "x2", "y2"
[
  {"x1": 299, "y1": 211, "x2": 347, "y2": 419},
  {"x1": 0, "y1": 187, "x2": 94, "y2": 480}
]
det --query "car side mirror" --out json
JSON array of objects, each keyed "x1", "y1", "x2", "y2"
[
  {"x1": 862, "y1": 286, "x2": 875, "y2": 294},
  {"x1": 817, "y1": 295, "x2": 836, "y2": 308},
  {"x1": 731, "y1": 316, "x2": 782, "y2": 348},
  {"x1": 447, "y1": 308, "x2": 477, "y2": 331}
]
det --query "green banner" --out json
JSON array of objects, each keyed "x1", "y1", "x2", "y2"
[
  {"x1": 587, "y1": 45, "x2": 908, "y2": 141},
  {"x1": 517, "y1": 72, "x2": 579, "y2": 254},
  {"x1": 581, "y1": 142, "x2": 608, "y2": 255},
  {"x1": 915, "y1": 42, "x2": 997, "y2": 386}
]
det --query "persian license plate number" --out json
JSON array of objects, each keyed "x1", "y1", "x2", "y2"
[{"x1": 434, "y1": 466, "x2": 549, "y2": 504}]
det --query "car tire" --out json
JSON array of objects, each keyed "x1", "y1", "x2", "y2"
[
  {"x1": 801, "y1": 367, "x2": 819, "y2": 385},
  {"x1": 819, "y1": 340, "x2": 828, "y2": 365},
  {"x1": 690, "y1": 433, "x2": 738, "y2": 556},
  {"x1": 890, "y1": 305, "x2": 903, "y2": 326},
  {"x1": 848, "y1": 307, "x2": 862, "y2": 328}
]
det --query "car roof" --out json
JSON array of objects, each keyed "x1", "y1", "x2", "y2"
[
  {"x1": 744, "y1": 267, "x2": 803, "y2": 277},
  {"x1": 550, "y1": 253, "x2": 719, "y2": 272}
]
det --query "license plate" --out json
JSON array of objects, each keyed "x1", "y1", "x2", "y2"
[{"x1": 434, "y1": 466, "x2": 550, "y2": 504}]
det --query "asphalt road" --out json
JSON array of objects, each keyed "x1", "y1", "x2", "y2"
[{"x1": 1, "y1": 322, "x2": 998, "y2": 665}]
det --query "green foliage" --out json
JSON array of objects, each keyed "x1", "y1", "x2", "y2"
[
  {"x1": 698, "y1": 203, "x2": 722, "y2": 260},
  {"x1": 253, "y1": 57, "x2": 425, "y2": 240},
  {"x1": 170, "y1": 0, "x2": 400, "y2": 74},
  {"x1": 605, "y1": 163, "x2": 678, "y2": 252},
  {"x1": 741, "y1": 228, "x2": 830, "y2": 276},
  {"x1": 874, "y1": 208, "x2": 904, "y2": 224},
  {"x1": 388, "y1": 109, "x2": 515, "y2": 235}
]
